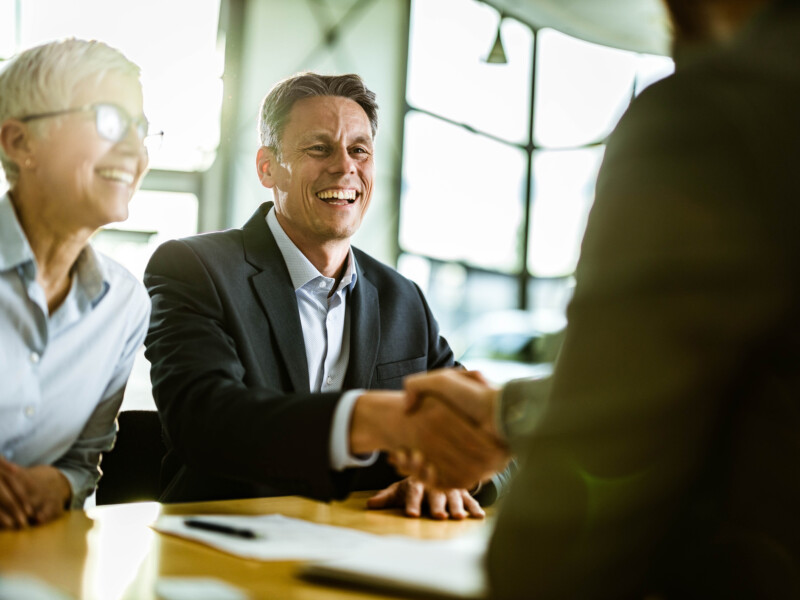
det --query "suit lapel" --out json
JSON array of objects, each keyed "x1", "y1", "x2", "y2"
[
  {"x1": 344, "y1": 254, "x2": 380, "y2": 389},
  {"x1": 243, "y1": 203, "x2": 310, "y2": 393}
]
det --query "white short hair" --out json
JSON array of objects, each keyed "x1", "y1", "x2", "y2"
[{"x1": 0, "y1": 38, "x2": 140, "y2": 186}]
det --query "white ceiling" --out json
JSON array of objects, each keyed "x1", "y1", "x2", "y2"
[{"x1": 484, "y1": 0, "x2": 673, "y2": 55}]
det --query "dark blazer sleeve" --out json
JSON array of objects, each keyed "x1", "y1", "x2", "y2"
[{"x1": 145, "y1": 237, "x2": 345, "y2": 501}]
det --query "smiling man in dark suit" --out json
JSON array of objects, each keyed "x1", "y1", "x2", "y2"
[{"x1": 143, "y1": 72, "x2": 486, "y2": 519}]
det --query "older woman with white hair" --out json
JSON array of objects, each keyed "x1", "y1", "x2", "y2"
[{"x1": 0, "y1": 39, "x2": 152, "y2": 528}]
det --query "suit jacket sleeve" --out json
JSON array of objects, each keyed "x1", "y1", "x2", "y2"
[{"x1": 487, "y1": 67, "x2": 795, "y2": 599}]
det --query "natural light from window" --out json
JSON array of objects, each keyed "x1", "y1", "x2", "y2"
[
  {"x1": 400, "y1": 111, "x2": 527, "y2": 273},
  {"x1": 1, "y1": 0, "x2": 223, "y2": 172},
  {"x1": 407, "y1": 0, "x2": 533, "y2": 143}
]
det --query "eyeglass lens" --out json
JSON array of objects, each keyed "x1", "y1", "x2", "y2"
[{"x1": 95, "y1": 104, "x2": 148, "y2": 143}]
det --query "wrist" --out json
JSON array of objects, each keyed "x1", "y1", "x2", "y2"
[
  {"x1": 485, "y1": 388, "x2": 502, "y2": 439},
  {"x1": 34, "y1": 465, "x2": 72, "y2": 508},
  {"x1": 349, "y1": 391, "x2": 405, "y2": 454},
  {"x1": 53, "y1": 468, "x2": 72, "y2": 508}
]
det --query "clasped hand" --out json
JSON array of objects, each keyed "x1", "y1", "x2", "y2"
[
  {"x1": 0, "y1": 458, "x2": 71, "y2": 529},
  {"x1": 365, "y1": 369, "x2": 510, "y2": 519},
  {"x1": 392, "y1": 369, "x2": 510, "y2": 490}
]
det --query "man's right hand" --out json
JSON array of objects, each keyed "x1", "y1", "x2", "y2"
[
  {"x1": 405, "y1": 369, "x2": 500, "y2": 436},
  {"x1": 348, "y1": 379, "x2": 510, "y2": 490}
]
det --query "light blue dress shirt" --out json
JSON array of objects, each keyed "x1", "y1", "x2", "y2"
[
  {"x1": 266, "y1": 208, "x2": 377, "y2": 471},
  {"x1": 0, "y1": 193, "x2": 150, "y2": 507}
]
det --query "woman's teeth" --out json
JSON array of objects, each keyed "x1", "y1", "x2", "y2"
[{"x1": 98, "y1": 168, "x2": 134, "y2": 185}]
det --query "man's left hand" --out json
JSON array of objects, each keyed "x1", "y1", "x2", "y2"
[{"x1": 366, "y1": 477, "x2": 485, "y2": 520}]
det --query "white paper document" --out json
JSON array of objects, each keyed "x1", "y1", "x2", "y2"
[
  {"x1": 153, "y1": 514, "x2": 379, "y2": 560},
  {"x1": 302, "y1": 526, "x2": 489, "y2": 599},
  {"x1": 153, "y1": 513, "x2": 489, "y2": 598}
]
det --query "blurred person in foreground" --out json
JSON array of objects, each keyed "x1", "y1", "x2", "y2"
[
  {"x1": 0, "y1": 39, "x2": 152, "y2": 529},
  {"x1": 395, "y1": 0, "x2": 800, "y2": 597},
  {"x1": 143, "y1": 72, "x2": 492, "y2": 519}
]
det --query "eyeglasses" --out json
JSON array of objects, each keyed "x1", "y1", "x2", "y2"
[{"x1": 20, "y1": 103, "x2": 164, "y2": 148}]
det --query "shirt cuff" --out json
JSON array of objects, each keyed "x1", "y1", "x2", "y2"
[
  {"x1": 55, "y1": 466, "x2": 93, "y2": 509},
  {"x1": 498, "y1": 376, "x2": 552, "y2": 446},
  {"x1": 330, "y1": 390, "x2": 379, "y2": 471}
]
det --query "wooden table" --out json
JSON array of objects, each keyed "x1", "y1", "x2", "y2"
[{"x1": 0, "y1": 491, "x2": 492, "y2": 599}]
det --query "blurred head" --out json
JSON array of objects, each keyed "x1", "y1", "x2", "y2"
[
  {"x1": 0, "y1": 39, "x2": 150, "y2": 229},
  {"x1": 256, "y1": 73, "x2": 377, "y2": 253},
  {"x1": 663, "y1": 0, "x2": 772, "y2": 44}
]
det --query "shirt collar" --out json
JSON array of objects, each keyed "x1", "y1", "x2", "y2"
[
  {"x1": 0, "y1": 192, "x2": 109, "y2": 305},
  {"x1": 265, "y1": 205, "x2": 357, "y2": 293},
  {"x1": 74, "y1": 243, "x2": 110, "y2": 306},
  {"x1": 0, "y1": 192, "x2": 36, "y2": 272}
]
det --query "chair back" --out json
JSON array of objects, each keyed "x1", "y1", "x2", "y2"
[{"x1": 96, "y1": 410, "x2": 166, "y2": 505}]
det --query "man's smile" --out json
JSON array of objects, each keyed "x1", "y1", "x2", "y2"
[{"x1": 316, "y1": 187, "x2": 358, "y2": 205}]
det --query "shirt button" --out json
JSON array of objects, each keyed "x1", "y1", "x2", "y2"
[
  {"x1": 24, "y1": 405, "x2": 36, "y2": 417},
  {"x1": 326, "y1": 375, "x2": 333, "y2": 385},
  {"x1": 30, "y1": 352, "x2": 40, "y2": 364},
  {"x1": 319, "y1": 280, "x2": 327, "y2": 288}
]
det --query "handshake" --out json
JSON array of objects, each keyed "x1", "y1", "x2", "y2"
[{"x1": 351, "y1": 368, "x2": 512, "y2": 491}]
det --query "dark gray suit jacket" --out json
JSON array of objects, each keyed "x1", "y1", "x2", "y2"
[
  {"x1": 488, "y1": 2, "x2": 800, "y2": 598},
  {"x1": 144, "y1": 202, "x2": 455, "y2": 503}
]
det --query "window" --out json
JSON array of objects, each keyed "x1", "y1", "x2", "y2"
[
  {"x1": 399, "y1": 112, "x2": 527, "y2": 273},
  {"x1": 399, "y1": 0, "x2": 673, "y2": 351},
  {"x1": 406, "y1": 0, "x2": 533, "y2": 143}
]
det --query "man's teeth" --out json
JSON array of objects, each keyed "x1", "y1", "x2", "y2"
[
  {"x1": 317, "y1": 189, "x2": 356, "y2": 203},
  {"x1": 98, "y1": 168, "x2": 134, "y2": 185}
]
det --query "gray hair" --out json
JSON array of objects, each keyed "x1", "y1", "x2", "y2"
[
  {"x1": 0, "y1": 38, "x2": 140, "y2": 186},
  {"x1": 258, "y1": 72, "x2": 378, "y2": 159}
]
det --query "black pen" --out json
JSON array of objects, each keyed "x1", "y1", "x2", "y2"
[{"x1": 184, "y1": 518, "x2": 260, "y2": 539}]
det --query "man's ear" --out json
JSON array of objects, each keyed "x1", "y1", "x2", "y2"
[
  {"x1": 0, "y1": 119, "x2": 35, "y2": 168},
  {"x1": 256, "y1": 145, "x2": 277, "y2": 189}
]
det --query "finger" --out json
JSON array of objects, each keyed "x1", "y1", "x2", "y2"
[
  {"x1": 404, "y1": 479, "x2": 424, "y2": 518},
  {"x1": 409, "y1": 449, "x2": 425, "y2": 475},
  {"x1": 416, "y1": 401, "x2": 509, "y2": 487},
  {"x1": 0, "y1": 508, "x2": 15, "y2": 529},
  {"x1": 0, "y1": 457, "x2": 21, "y2": 474},
  {"x1": 420, "y1": 462, "x2": 439, "y2": 489},
  {"x1": 461, "y1": 491, "x2": 486, "y2": 519},
  {"x1": 0, "y1": 481, "x2": 28, "y2": 527},
  {"x1": 413, "y1": 417, "x2": 495, "y2": 487},
  {"x1": 389, "y1": 452, "x2": 424, "y2": 481},
  {"x1": 366, "y1": 483, "x2": 399, "y2": 509},
  {"x1": 462, "y1": 370, "x2": 490, "y2": 386},
  {"x1": 33, "y1": 502, "x2": 65, "y2": 526},
  {"x1": 388, "y1": 448, "x2": 413, "y2": 476},
  {"x1": 407, "y1": 371, "x2": 494, "y2": 428},
  {"x1": 0, "y1": 472, "x2": 34, "y2": 517},
  {"x1": 444, "y1": 489, "x2": 468, "y2": 520},
  {"x1": 403, "y1": 368, "x2": 461, "y2": 413},
  {"x1": 427, "y1": 488, "x2": 448, "y2": 520}
]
